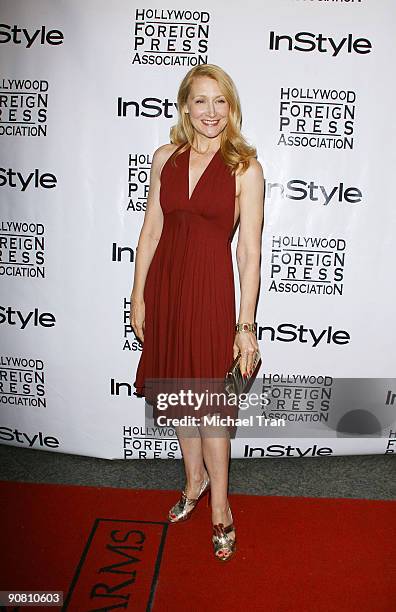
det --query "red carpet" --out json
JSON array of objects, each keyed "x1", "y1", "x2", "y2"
[{"x1": 0, "y1": 480, "x2": 394, "y2": 611}]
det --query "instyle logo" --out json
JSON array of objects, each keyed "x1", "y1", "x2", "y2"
[
  {"x1": 0, "y1": 24, "x2": 64, "y2": 47},
  {"x1": 117, "y1": 97, "x2": 177, "y2": 119},
  {"x1": 0, "y1": 79, "x2": 49, "y2": 137},
  {"x1": 112, "y1": 243, "x2": 136, "y2": 263},
  {"x1": 269, "y1": 31, "x2": 371, "y2": 56},
  {"x1": 266, "y1": 178, "x2": 363, "y2": 206},
  {"x1": 244, "y1": 443, "x2": 333, "y2": 457},
  {"x1": 133, "y1": 8, "x2": 210, "y2": 66},
  {"x1": 258, "y1": 323, "x2": 350, "y2": 346},
  {"x1": 385, "y1": 389, "x2": 396, "y2": 406},
  {"x1": 0, "y1": 167, "x2": 57, "y2": 191},
  {"x1": 243, "y1": 444, "x2": 333, "y2": 457},
  {"x1": 0, "y1": 306, "x2": 56, "y2": 329},
  {"x1": 0, "y1": 426, "x2": 60, "y2": 448}
]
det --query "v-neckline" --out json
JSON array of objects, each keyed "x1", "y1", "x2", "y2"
[{"x1": 187, "y1": 146, "x2": 220, "y2": 202}]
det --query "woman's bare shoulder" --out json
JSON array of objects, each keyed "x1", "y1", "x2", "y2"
[
  {"x1": 152, "y1": 143, "x2": 179, "y2": 172},
  {"x1": 241, "y1": 157, "x2": 264, "y2": 180},
  {"x1": 236, "y1": 157, "x2": 264, "y2": 195}
]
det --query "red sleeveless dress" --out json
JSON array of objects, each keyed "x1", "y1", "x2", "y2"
[{"x1": 133, "y1": 144, "x2": 237, "y2": 423}]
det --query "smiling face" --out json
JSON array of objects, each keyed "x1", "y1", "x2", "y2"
[{"x1": 184, "y1": 75, "x2": 230, "y2": 142}]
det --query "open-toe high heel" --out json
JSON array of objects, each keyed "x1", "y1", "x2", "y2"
[
  {"x1": 168, "y1": 475, "x2": 210, "y2": 523},
  {"x1": 212, "y1": 506, "x2": 236, "y2": 562}
]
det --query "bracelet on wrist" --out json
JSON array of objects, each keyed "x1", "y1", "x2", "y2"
[{"x1": 235, "y1": 322, "x2": 257, "y2": 333}]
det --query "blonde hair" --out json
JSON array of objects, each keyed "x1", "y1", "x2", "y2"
[{"x1": 169, "y1": 64, "x2": 256, "y2": 174}]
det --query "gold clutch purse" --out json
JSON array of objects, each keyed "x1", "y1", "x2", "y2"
[{"x1": 224, "y1": 349, "x2": 261, "y2": 397}]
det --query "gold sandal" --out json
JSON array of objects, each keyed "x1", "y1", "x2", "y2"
[
  {"x1": 168, "y1": 475, "x2": 210, "y2": 523},
  {"x1": 212, "y1": 506, "x2": 236, "y2": 562}
]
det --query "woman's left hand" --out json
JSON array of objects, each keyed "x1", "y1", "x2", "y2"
[{"x1": 233, "y1": 332, "x2": 259, "y2": 377}]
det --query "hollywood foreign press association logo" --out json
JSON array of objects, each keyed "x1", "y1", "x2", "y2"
[
  {"x1": 132, "y1": 8, "x2": 210, "y2": 66},
  {"x1": 260, "y1": 372, "x2": 332, "y2": 423},
  {"x1": 269, "y1": 234, "x2": 347, "y2": 295},
  {"x1": 127, "y1": 152, "x2": 151, "y2": 212},
  {"x1": 0, "y1": 220, "x2": 45, "y2": 278},
  {"x1": 0, "y1": 354, "x2": 47, "y2": 408},
  {"x1": 0, "y1": 78, "x2": 49, "y2": 137},
  {"x1": 279, "y1": 86, "x2": 357, "y2": 150},
  {"x1": 123, "y1": 425, "x2": 180, "y2": 459}
]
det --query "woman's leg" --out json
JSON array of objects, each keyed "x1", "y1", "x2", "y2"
[
  {"x1": 199, "y1": 423, "x2": 234, "y2": 531},
  {"x1": 175, "y1": 425, "x2": 209, "y2": 496}
]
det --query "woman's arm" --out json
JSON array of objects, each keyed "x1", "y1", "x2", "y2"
[
  {"x1": 130, "y1": 144, "x2": 174, "y2": 341},
  {"x1": 234, "y1": 158, "x2": 265, "y2": 375}
]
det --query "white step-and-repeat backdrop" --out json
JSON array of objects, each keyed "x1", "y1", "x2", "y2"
[{"x1": 1, "y1": 0, "x2": 395, "y2": 459}]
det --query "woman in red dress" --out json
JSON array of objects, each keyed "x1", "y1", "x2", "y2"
[{"x1": 131, "y1": 64, "x2": 264, "y2": 562}]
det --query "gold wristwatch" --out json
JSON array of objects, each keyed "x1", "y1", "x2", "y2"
[{"x1": 235, "y1": 322, "x2": 257, "y2": 333}]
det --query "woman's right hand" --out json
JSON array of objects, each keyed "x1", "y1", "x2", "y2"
[{"x1": 130, "y1": 298, "x2": 145, "y2": 343}]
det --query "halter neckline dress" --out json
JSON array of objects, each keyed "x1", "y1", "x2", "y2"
[{"x1": 133, "y1": 144, "x2": 238, "y2": 424}]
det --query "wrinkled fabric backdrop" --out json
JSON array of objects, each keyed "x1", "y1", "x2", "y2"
[{"x1": 1, "y1": 0, "x2": 395, "y2": 459}]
